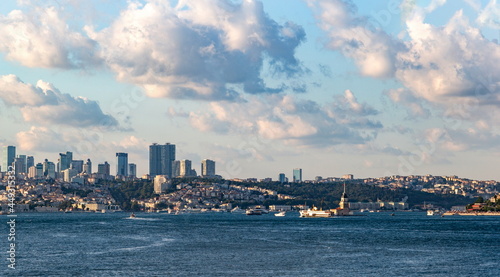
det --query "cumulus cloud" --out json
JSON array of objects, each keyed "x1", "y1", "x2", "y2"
[
  {"x1": 310, "y1": 0, "x2": 500, "y2": 107},
  {"x1": 397, "y1": 10, "x2": 500, "y2": 103},
  {"x1": 307, "y1": 0, "x2": 404, "y2": 78},
  {"x1": 0, "y1": 75, "x2": 117, "y2": 127},
  {"x1": 0, "y1": 6, "x2": 99, "y2": 68},
  {"x1": 87, "y1": 0, "x2": 306, "y2": 100},
  {"x1": 177, "y1": 91, "x2": 382, "y2": 147}
]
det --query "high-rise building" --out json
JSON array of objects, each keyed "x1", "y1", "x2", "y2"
[
  {"x1": 97, "y1": 161, "x2": 110, "y2": 177},
  {"x1": 71, "y1": 160, "x2": 84, "y2": 173},
  {"x1": 58, "y1": 151, "x2": 73, "y2": 172},
  {"x1": 28, "y1": 166, "x2": 37, "y2": 179},
  {"x1": 172, "y1": 160, "x2": 180, "y2": 178},
  {"x1": 180, "y1": 160, "x2": 192, "y2": 177},
  {"x1": 279, "y1": 173, "x2": 286, "y2": 183},
  {"x1": 14, "y1": 157, "x2": 24, "y2": 175},
  {"x1": 2, "y1": 146, "x2": 16, "y2": 171},
  {"x1": 43, "y1": 159, "x2": 56, "y2": 179},
  {"x1": 116, "y1": 153, "x2": 128, "y2": 176},
  {"x1": 293, "y1": 168, "x2": 302, "y2": 183},
  {"x1": 153, "y1": 175, "x2": 169, "y2": 194},
  {"x1": 201, "y1": 159, "x2": 216, "y2": 177},
  {"x1": 35, "y1": 163, "x2": 43, "y2": 178},
  {"x1": 128, "y1": 163, "x2": 137, "y2": 178},
  {"x1": 27, "y1": 156, "x2": 34, "y2": 169},
  {"x1": 83, "y1": 159, "x2": 92, "y2": 174},
  {"x1": 149, "y1": 143, "x2": 176, "y2": 178}
]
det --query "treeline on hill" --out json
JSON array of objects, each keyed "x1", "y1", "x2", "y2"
[
  {"x1": 232, "y1": 181, "x2": 472, "y2": 209},
  {"x1": 109, "y1": 180, "x2": 155, "y2": 211}
]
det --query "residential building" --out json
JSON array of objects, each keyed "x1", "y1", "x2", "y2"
[
  {"x1": 149, "y1": 143, "x2": 176, "y2": 178},
  {"x1": 201, "y1": 159, "x2": 216, "y2": 177},
  {"x1": 83, "y1": 159, "x2": 92, "y2": 174},
  {"x1": 58, "y1": 151, "x2": 73, "y2": 172},
  {"x1": 71, "y1": 160, "x2": 84, "y2": 173},
  {"x1": 180, "y1": 159, "x2": 192, "y2": 177},
  {"x1": 97, "y1": 161, "x2": 110, "y2": 177}
]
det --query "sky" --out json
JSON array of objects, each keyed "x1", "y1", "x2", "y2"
[{"x1": 0, "y1": 0, "x2": 499, "y2": 181}]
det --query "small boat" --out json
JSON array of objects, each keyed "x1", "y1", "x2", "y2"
[
  {"x1": 274, "y1": 211, "x2": 286, "y2": 217},
  {"x1": 246, "y1": 209, "x2": 263, "y2": 215},
  {"x1": 129, "y1": 213, "x2": 136, "y2": 218}
]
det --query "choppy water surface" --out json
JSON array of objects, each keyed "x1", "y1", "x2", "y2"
[{"x1": 1, "y1": 212, "x2": 499, "y2": 276}]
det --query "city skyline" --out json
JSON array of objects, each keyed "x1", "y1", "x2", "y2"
[{"x1": 1, "y1": 1, "x2": 500, "y2": 180}]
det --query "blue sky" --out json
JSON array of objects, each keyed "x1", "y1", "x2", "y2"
[{"x1": 1, "y1": 0, "x2": 499, "y2": 180}]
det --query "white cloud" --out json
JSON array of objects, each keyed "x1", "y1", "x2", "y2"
[
  {"x1": 0, "y1": 6, "x2": 99, "y2": 68},
  {"x1": 476, "y1": 0, "x2": 500, "y2": 29},
  {"x1": 180, "y1": 91, "x2": 382, "y2": 147},
  {"x1": 0, "y1": 75, "x2": 117, "y2": 127},
  {"x1": 87, "y1": 0, "x2": 306, "y2": 100},
  {"x1": 397, "y1": 10, "x2": 500, "y2": 103},
  {"x1": 307, "y1": 0, "x2": 404, "y2": 78}
]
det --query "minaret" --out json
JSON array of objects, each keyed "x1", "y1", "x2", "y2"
[{"x1": 340, "y1": 183, "x2": 349, "y2": 210}]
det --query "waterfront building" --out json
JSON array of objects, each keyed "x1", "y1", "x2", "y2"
[
  {"x1": 293, "y1": 168, "x2": 302, "y2": 183},
  {"x1": 83, "y1": 159, "x2": 92, "y2": 174},
  {"x1": 116, "y1": 153, "x2": 128, "y2": 177},
  {"x1": 149, "y1": 143, "x2": 176, "y2": 178},
  {"x1": 2, "y1": 145, "x2": 16, "y2": 171},
  {"x1": 128, "y1": 163, "x2": 137, "y2": 178},
  {"x1": 201, "y1": 159, "x2": 216, "y2": 177},
  {"x1": 279, "y1": 173, "x2": 286, "y2": 183}
]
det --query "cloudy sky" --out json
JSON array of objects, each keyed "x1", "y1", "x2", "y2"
[{"x1": 1, "y1": 0, "x2": 499, "y2": 180}]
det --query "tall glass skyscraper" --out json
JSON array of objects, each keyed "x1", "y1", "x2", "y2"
[
  {"x1": 58, "y1": 151, "x2": 73, "y2": 172},
  {"x1": 2, "y1": 146, "x2": 16, "y2": 171},
  {"x1": 116, "y1": 153, "x2": 128, "y2": 176},
  {"x1": 293, "y1": 168, "x2": 302, "y2": 183},
  {"x1": 149, "y1": 143, "x2": 176, "y2": 178}
]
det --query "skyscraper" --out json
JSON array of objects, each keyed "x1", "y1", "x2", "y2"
[
  {"x1": 97, "y1": 161, "x2": 110, "y2": 177},
  {"x1": 16, "y1": 155, "x2": 27, "y2": 173},
  {"x1": 71, "y1": 160, "x2": 84, "y2": 174},
  {"x1": 128, "y1": 163, "x2": 137, "y2": 178},
  {"x1": 116, "y1": 153, "x2": 128, "y2": 176},
  {"x1": 149, "y1": 143, "x2": 176, "y2": 178},
  {"x1": 83, "y1": 159, "x2": 92, "y2": 174},
  {"x1": 27, "y1": 156, "x2": 34, "y2": 169},
  {"x1": 58, "y1": 151, "x2": 73, "y2": 172},
  {"x1": 172, "y1": 160, "x2": 180, "y2": 178},
  {"x1": 2, "y1": 146, "x2": 16, "y2": 171},
  {"x1": 293, "y1": 168, "x2": 302, "y2": 183},
  {"x1": 201, "y1": 159, "x2": 216, "y2": 177},
  {"x1": 279, "y1": 173, "x2": 286, "y2": 183},
  {"x1": 180, "y1": 160, "x2": 192, "y2": 177}
]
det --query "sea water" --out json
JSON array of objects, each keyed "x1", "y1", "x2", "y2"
[{"x1": 1, "y1": 212, "x2": 499, "y2": 276}]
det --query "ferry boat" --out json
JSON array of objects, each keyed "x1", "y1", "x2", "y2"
[
  {"x1": 299, "y1": 207, "x2": 332, "y2": 218},
  {"x1": 427, "y1": 210, "x2": 441, "y2": 216}
]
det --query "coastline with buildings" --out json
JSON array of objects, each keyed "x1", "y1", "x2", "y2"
[{"x1": 0, "y1": 144, "x2": 499, "y2": 215}]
